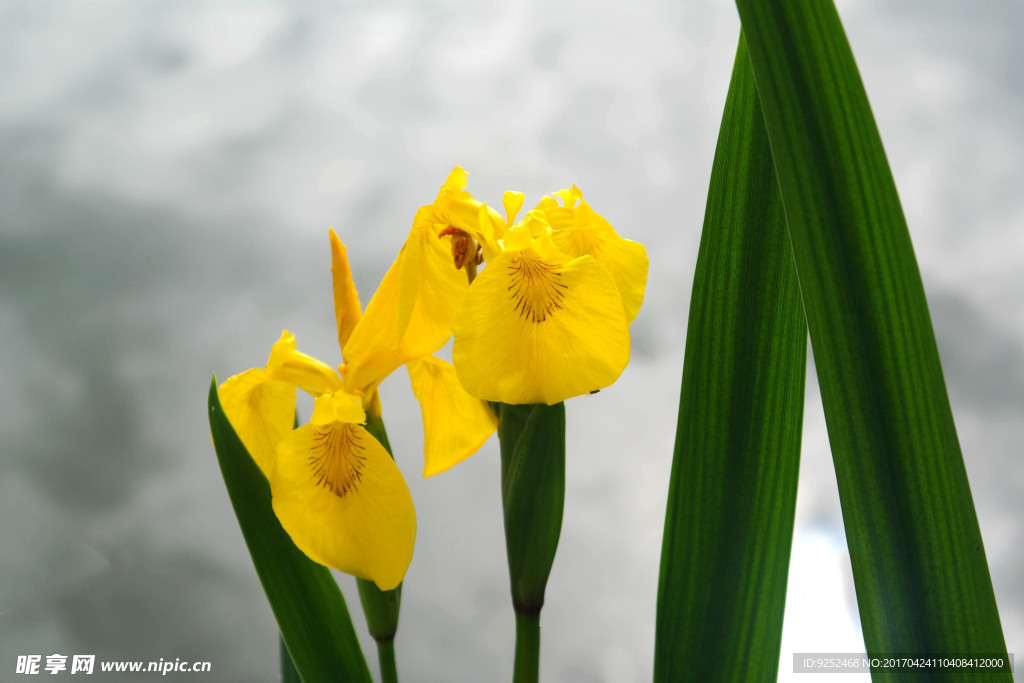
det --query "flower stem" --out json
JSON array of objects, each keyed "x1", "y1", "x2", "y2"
[
  {"x1": 375, "y1": 639, "x2": 399, "y2": 683},
  {"x1": 513, "y1": 609, "x2": 541, "y2": 683}
]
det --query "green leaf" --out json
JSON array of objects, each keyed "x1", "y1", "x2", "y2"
[
  {"x1": 500, "y1": 402, "x2": 566, "y2": 613},
  {"x1": 207, "y1": 376, "x2": 372, "y2": 683},
  {"x1": 280, "y1": 635, "x2": 301, "y2": 683},
  {"x1": 654, "y1": 34, "x2": 806, "y2": 683},
  {"x1": 735, "y1": 0, "x2": 1011, "y2": 674}
]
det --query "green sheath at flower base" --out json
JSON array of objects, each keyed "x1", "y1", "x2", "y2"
[
  {"x1": 500, "y1": 402, "x2": 566, "y2": 613},
  {"x1": 356, "y1": 579, "x2": 402, "y2": 643},
  {"x1": 496, "y1": 402, "x2": 565, "y2": 683}
]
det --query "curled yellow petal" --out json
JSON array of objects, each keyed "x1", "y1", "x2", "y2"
[
  {"x1": 218, "y1": 368, "x2": 296, "y2": 475},
  {"x1": 453, "y1": 250, "x2": 630, "y2": 405},
  {"x1": 539, "y1": 189, "x2": 648, "y2": 323},
  {"x1": 330, "y1": 228, "x2": 363, "y2": 351},
  {"x1": 431, "y1": 166, "x2": 505, "y2": 260},
  {"x1": 271, "y1": 421, "x2": 416, "y2": 590},
  {"x1": 340, "y1": 254, "x2": 411, "y2": 395},
  {"x1": 267, "y1": 330, "x2": 344, "y2": 396},
  {"x1": 342, "y1": 208, "x2": 469, "y2": 393},
  {"x1": 407, "y1": 356, "x2": 497, "y2": 477}
]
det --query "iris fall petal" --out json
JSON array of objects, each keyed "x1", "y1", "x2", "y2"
[
  {"x1": 407, "y1": 356, "x2": 497, "y2": 476},
  {"x1": 453, "y1": 249, "x2": 630, "y2": 405},
  {"x1": 218, "y1": 368, "x2": 295, "y2": 475},
  {"x1": 271, "y1": 421, "x2": 416, "y2": 591}
]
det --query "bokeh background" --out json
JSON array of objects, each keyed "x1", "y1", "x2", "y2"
[{"x1": 2, "y1": 0, "x2": 1021, "y2": 680}]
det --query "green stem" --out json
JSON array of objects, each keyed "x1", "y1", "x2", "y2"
[
  {"x1": 513, "y1": 609, "x2": 540, "y2": 683},
  {"x1": 375, "y1": 639, "x2": 398, "y2": 683}
]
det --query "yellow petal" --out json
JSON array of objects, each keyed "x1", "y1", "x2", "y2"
[
  {"x1": 431, "y1": 166, "x2": 505, "y2": 259},
  {"x1": 501, "y1": 218, "x2": 535, "y2": 252},
  {"x1": 311, "y1": 391, "x2": 366, "y2": 426},
  {"x1": 441, "y1": 165, "x2": 468, "y2": 193},
  {"x1": 266, "y1": 330, "x2": 343, "y2": 396},
  {"x1": 540, "y1": 189, "x2": 649, "y2": 323},
  {"x1": 329, "y1": 228, "x2": 363, "y2": 351},
  {"x1": 453, "y1": 250, "x2": 630, "y2": 405},
  {"x1": 341, "y1": 256, "x2": 413, "y2": 392},
  {"x1": 366, "y1": 390, "x2": 383, "y2": 420},
  {"x1": 407, "y1": 356, "x2": 497, "y2": 477},
  {"x1": 503, "y1": 190, "x2": 525, "y2": 227},
  {"x1": 218, "y1": 368, "x2": 296, "y2": 475},
  {"x1": 342, "y1": 209, "x2": 469, "y2": 393},
  {"x1": 399, "y1": 206, "x2": 469, "y2": 342},
  {"x1": 271, "y1": 422, "x2": 416, "y2": 590}
]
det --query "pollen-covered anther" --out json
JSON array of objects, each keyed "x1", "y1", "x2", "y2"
[
  {"x1": 507, "y1": 255, "x2": 568, "y2": 324},
  {"x1": 307, "y1": 424, "x2": 367, "y2": 498}
]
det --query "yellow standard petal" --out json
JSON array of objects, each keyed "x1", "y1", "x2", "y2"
[
  {"x1": 329, "y1": 228, "x2": 363, "y2": 350},
  {"x1": 271, "y1": 421, "x2": 416, "y2": 590},
  {"x1": 407, "y1": 356, "x2": 497, "y2": 477},
  {"x1": 453, "y1": 249, "x2": 630, "y2": 405},
  {"x1": 218, "y1": 368, "x2": 296, "y2": 476},
  {"x1": 331, "y1": 229, "x2": 385, "y2": 415},
  {"x1": 540, "y1": 187, "x2": 649, "y2": 323},
  {"x1": 502, "y1": 190, "x2": 525, "y2": 227},
  {"x1": 341, "y1": 255, "x2": 414, "y2": 394},
  {"x1": 342, "y1": 206, "x2": 469, "y2": 393}
]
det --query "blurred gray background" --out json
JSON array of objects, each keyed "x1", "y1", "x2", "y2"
[{"x1": 1, "y1": 0, "x2": 1021, "y2": 681}]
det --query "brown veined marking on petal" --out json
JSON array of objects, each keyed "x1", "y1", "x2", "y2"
[
  {"x1": 506, "y1": 254, "x2": 568, "y2": 324},
  {"x1": 307, "y1": 423, "x2": 367, "y2": 498}
]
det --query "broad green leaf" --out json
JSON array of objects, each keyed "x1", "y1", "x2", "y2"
[
  {"x1": 280, "y1": 635, "x2": 301, "y2": 683},
  {"x1": 735, "y1": 0, "x2": 1010, "y2": 674},
  {"x1": 207, "y1": 376, "x2": 372, "y2": 683},
  {"x1": 654, "y1": 34, "x2": 806, "y2": 683}
]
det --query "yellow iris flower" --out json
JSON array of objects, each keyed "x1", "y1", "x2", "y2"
[
  {"x1": 379, "y1": 167, "x2": 649, "y2": 408},
  {"x1": 455, "y1": 184, "x2": 648, "y2": 405},
  {"x1": 217, "y1": 233, "x2": 421, "y2": 590}
]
